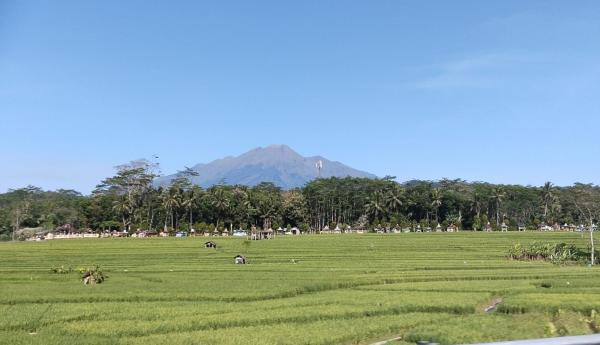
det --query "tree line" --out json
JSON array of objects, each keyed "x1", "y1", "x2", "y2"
[{"x1": 1, "y1": 159, "x2": 599, "y2": 240}]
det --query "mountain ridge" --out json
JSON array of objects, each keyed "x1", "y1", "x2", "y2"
[{"x1": 156, "y1": 145, "x2": 377, "y2": 189}]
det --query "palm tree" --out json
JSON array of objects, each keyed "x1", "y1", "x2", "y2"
[
  {"x1": 385, "y1": 186, "x2": 404, "y2": 215},
  {"x1": 182, "y1": 186, "x2": 201, "y2": 231},
  {"x1": 541, "y1": 181, "x2": 555, "y2": 221},
  {"x1": 210, "y1": 188, "x2": 230, "y2": 231},
  {"x1": 490, "y1": 187, "x2": 506, "y2": 226},
  {"x1": 365, "y1": 191, "x2": 386, "y2": 223},
  {"x1": 161, "y1": 189, "x2": 181, "y2": 230},
  {"x1": 430, "y1": 189, "x2": 442, "y2": 224},
  {"x1": 112, "y1": 197, "x2": 132, "y2": 232}
]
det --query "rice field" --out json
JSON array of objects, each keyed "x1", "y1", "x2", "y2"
[{"x1": 0, "y1": 232, "x2": 599, "y2": 345}]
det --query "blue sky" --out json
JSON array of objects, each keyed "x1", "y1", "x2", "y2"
[{"x1": 1, "y1": 1, "x2": 599, "y2": 194}]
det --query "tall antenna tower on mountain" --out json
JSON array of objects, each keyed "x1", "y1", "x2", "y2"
[{"x1": 315, "y1": 160, "x2": 323, "y2": 178}]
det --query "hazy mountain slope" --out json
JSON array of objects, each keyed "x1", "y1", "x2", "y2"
[{"x1": 156, "y1": 144, "x2": 376, "y2": 189}]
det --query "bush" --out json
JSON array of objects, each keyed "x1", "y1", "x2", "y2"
[
  {"x1": 507, "y1": 242, "x2": 589, "y2": 264},
  {"x1": 80, "y1": 265, "x2": 107, "y2": 285}
]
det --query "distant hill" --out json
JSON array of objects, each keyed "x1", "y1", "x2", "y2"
[{"x1": 155, "y1": 144, "x2": 377, "y2": 189}]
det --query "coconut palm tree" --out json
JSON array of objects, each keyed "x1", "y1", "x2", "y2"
[
  {"x1": 182, "y1": 186, "x2": 202, "y2": 231},
  {"x1": 541, "y1": 181, "x2": 555, "y2": 221},
  {"x1": 210, "y1": 187, "x2": 230, "y2": 231},
  {"x1": 490, "y1": 187, "x2": 506, "y2": 226},
  {"x1": 430, "y1": 188, "x2": 442, "y2": 224},
  {"x1": 112, "y1": 197, "x2": 132, "y2": 232},
  {"x1": 385, "y1": 186, "x2": 404, "y2": 215},
  {"x1": 365, "y1": 190, "x2": 386, "y2": 223},
  {"x1": 161, "y1": 189, "x2": 181, "y2": 230}
]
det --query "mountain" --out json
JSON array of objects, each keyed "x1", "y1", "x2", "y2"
[{"x1": 155, "y1": 145, "x2": 377, "y2": 189}]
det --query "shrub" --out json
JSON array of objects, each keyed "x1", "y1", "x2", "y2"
[
  {"x1": 80, "y1": 265, "x2": 107, "y2": 285},
  {"x1": 507, "y1": 242, "x2": 588, "y2": 264}
]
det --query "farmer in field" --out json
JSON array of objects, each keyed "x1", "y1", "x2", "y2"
[
  {"x1": 234, "y1": 255, "x2": 246, "y2": 264},
  {"x1": 81, "y1": 271, "x2": 92, "y2": 285}
]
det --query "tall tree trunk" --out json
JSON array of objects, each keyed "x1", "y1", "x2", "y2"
[
  {"x1": 171, "y1": 210, "x2": 174, "y2": 230},
  {"x1": 591, "y1": 219, "x2": 595, "y2": 266},
  {"x1": 13, "y1": 212, "x2": 20, "y2": 241},
  {"x1": 496, "y1": 201, "x2": 500, "y2": 226}
]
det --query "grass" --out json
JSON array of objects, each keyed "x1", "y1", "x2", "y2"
[{"x1": 0, "y1": 232, "x2": 599, "y2": 345}]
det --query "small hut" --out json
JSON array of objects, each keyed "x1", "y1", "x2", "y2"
[
  {"x1": 446, "y1": 224, "x2": 457, "y2": 232},
  {"x1": 290, "y1": 227, "x2": 301, "y2": 235},
  {"x1": 321, "y1": 225, "x2": 331, "y2": 234},
  {"x1": 333, "y1": 225, "x2": 341, "y2": 234},
  {"x1": 251, "y1": 228, "x2": 273, "y2": 240},
  {"x1": 501, "y1": 222, "x2": 509, "y2": 232}
]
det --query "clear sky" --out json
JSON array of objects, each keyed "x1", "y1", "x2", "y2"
[{"x1": 1, "y1": 1, "x2": 599, "y2": 194}]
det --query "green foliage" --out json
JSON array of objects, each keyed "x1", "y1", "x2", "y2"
[
  {"x1": 507, "y1": 242, "x2": 593, "y2": 264},
  {"x1": 1, "y1": 176, "x2": 599, "y2": 238},
  {"x1": 79, "y1": 265, "x2": 107, "y2": 285}
]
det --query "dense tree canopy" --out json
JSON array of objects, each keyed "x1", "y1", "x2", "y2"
[{"x1": 1, "y1": 163, "x2": 599, "y2": 240}]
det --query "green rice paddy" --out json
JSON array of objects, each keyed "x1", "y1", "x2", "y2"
[{"x1": 0, "y1": 232, "x2": 599, "y2": 345}]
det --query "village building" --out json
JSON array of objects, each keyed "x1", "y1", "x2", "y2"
[{"x1": 251, "y1": 228, "x2": 273, "y2": 240}]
